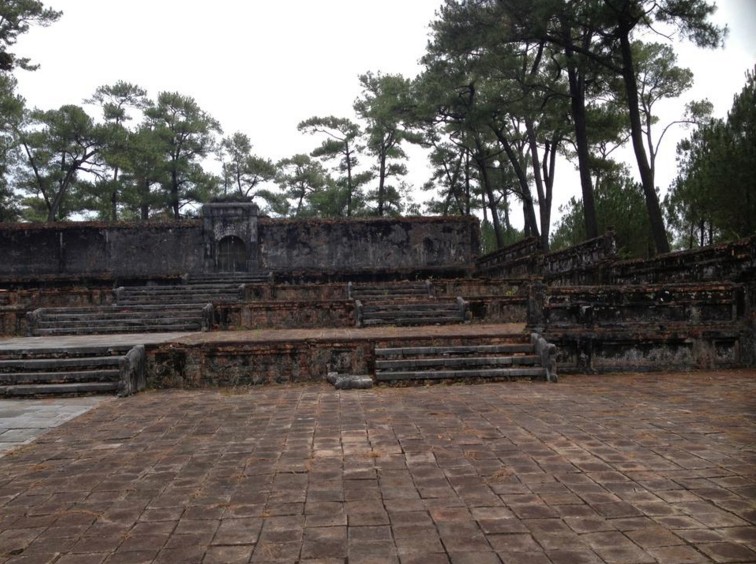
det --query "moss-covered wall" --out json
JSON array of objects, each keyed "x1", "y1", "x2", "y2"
[{"x1": 0, "y1": 215, "x2": 480, "y2": 281}]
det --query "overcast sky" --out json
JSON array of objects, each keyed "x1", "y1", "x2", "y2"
[{"x1": 12, "y1": 0, "x2": 756, "y2": 223}]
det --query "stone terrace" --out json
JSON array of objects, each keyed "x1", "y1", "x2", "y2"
[{"x1": 0, "y1": 370, "x2": 754, "y2": 563}]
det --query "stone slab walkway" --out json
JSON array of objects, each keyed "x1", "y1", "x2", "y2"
[
  {"x1": 0, "y1": 398, "x2": 107, "y2": 457},
  {"x1": 0, "y1": 370, "x2": 754, "y2": 563}
]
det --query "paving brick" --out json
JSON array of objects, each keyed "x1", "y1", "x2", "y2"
[
  {"x1": 300, "y1": 526, "x2": 347, "y2": 560},
  {"x1": 203, "y1": 544, "x2": 255, "y2": 564},
  {"x1": 0, "y1": 371, "x2": 751, "y2": 562},
  {"x1": 646, "y1": 545, "x2": 711, "y2": 563},
  {"x1": 487, "y1": 533, "x2": 540, "y2": 552},
  {"x1": 696, "y1": 541, "x2": 756, "y2": 562},
  {"x1": 348, "y1": 540, "x2": 400, "y2": 563}
]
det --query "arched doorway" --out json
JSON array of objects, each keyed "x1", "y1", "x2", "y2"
[{"x1": 217, "y1": 236, "x2": 247, "y2": 272}]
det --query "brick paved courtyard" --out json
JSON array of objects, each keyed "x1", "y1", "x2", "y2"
[{"x1": 0, "y1": 371, "x2": 754, "y2": 563}]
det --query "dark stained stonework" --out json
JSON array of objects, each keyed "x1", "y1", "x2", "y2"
[
  {"x1": 496, "y1": 234, "x2": 756, "y2": 372},
  {"x1": 0, "y1": 213, "x2": 480, "y2": 281},
  {"x1": 1, "y1": 202, "x2": 754, "y2": 380}
]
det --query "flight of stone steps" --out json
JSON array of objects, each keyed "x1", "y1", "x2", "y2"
[
  {"x1": 374, "y1": 334, "x2": 556, "y2": 383},
  {"x1": 27, "y1": 273, "x2": 267, "y2": 336},
  {"x1": 28, "y1": 304, "x2": 207, "y2": 336},
  {"x1": 350, "y1": 281, "x2": 469, "y2": 327},
  {"x1": 0, "y1": 344, "x2": 145, "y2": 397}
]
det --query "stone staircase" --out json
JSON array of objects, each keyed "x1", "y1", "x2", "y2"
[
  {"x1": 348, "y1": 280, "x2": 432, "y2": 300},
  {"x1": 26, "y1": 275, "x2": 260, "y2": 336},
  {"x1": 374, "y1": 334, "x2": 557, "y2": 383},
  {"x1": 114, "y1": 282, "x2": 242, "y2": 306},
  {"x1": 185, "y1": 272, "x2": 272, "y2": 285},
  {"x1": 351, "y1": 281, "x2": 469, "y2": 327},
  {"x1": 28, "y1": 304, "x2": 207, "y2": 336},
  {"x1": 0, "y1": 344, "x2": 145, "y2": 397},
  {"x1": 357, "y1": 298, "x2": 468, "y2": 327}
]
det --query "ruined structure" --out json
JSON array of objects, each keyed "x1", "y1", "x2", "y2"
[
  {"x1": 0, "y1": 203, "x2": 478, "y2": 282},
  {"x1": 0, "y1": 202, "x2": 754, "y2": 396}
]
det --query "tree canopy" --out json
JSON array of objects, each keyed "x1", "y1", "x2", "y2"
[
  {"x1": 0, "y1": 0, "x2": 61, "y2": 72},
  {"x1": 0, "y1": 0, "x2": 744, "y2": 260},
  {"x1": 666, "y1": 66, "x2": 756, "y2": 247}
]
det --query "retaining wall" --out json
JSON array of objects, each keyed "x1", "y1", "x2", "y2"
[{"x1": 0, "y1": 215, "x2": 479, "y2": 281}]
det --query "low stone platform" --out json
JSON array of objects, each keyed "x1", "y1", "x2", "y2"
[
  {"x1": 1, "y1": 324, "x2": 538, "y2": 393},
  {"x1": 147, "y1": 323, "x2": 533, "y2": 388},
  {"x1": 0, "y1": 370, "x2": 753, "y2": 562},
  {"x1": 0, "y1": 333, "x2": 194, "y2": 353}
]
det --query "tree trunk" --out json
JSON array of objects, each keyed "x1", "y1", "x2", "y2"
[
  {"x1": 345, "y1": 143, "x2": 353, "y2": 217},
  {"x1": 111, "y1": 167, "x2": 120, "y2": 221},
  {"x1": 377, "y1": 151, "x2": 386, "y2": 216},
  {"x1": 618, "y1": 23, "x2": 670, "y2": 254},
  {"x1": 473, "y1": 144, "x2": 504, "y2": 249},
  {"x1": 525, "y1": 118, "x2": 552, "y2": 251},
  {"x1": 171, "y1": 168, "x2": 180, "y2": 219},
  {"x1": 557, "y1": 14, "x2": 598, "y2": 240},
  {"x1": 494, "y1": 129, "x2": 540, "y2": 239},
  {"x1": 563, "y1": 45, "x2": 598, "y2": 239}
]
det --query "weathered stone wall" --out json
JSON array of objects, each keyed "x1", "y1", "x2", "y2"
[
  {"x1": 146, "y1": 334, "x2": 520, "y2": 388},
  {"x1": 474, "y1": 231, "x2": 617, "y2": 282},
  {"x1": 610, "y1": 236, "x2": 756, "y2": 285},
  {"x1": 0, "y1": 215, "x2": 479, "y2": 281},
  {"x1": 0, "y1": 221, "x2": 205, "y2": 280},
  {"x1": 543, "y1": 231, "x2": 617, "y2": 286},
  {"x1": 258, "y1": 216, "x2": 479, "y2": 275},
  {"x1": 475, "y1": 237, "x2": 542, "y2": 278},
  {"x1": 537, "y1": 282, "x2": 748, "y2": 372},
  {"x1": 467, "y1": 297, "x2": 527, "y2": 324},
  {"x1": 215, "y1": 300, "x2": 355, "y2": 330}
]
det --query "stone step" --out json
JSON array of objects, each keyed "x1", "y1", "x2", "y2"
[
  {"x1": 375, "y1": 343, "x2": 534, "y2": 357},
  {"x1": 375, "y1": 367, "x2": 546, "y2": 382},
  {"x1": 349, "y1": 281, "x2": 431, "y2": 299},
  {"x1": 118, "y1": 288, "x2": 240, "y2": 296},
  {"x1": 116, "y1": 294, "x2": 237, "y2": 303},
  {"x1": 376, "y1": 355, "x2": 540, "y2": 371},
  {"x1": 373, "y1": 336, "x2": 549, "y2": 383},
  {"x1": 362, "y1": 309, "x2": 460, "y2": 319},
  {"x1": 0, "y1": 356, "x2": 121, "y2": 371},
  {"x1": 115, "y1": 284, "x2": 241, "y2": 306},
  {"x1": 0, "y1": 369, "x2": 120, "y2": 385},
  {"x1": 0, "y1": 346, "x2": 133, "y2": 360},
  {"x1": 362, "y1": 303, "x2": 459, "y2": 313},
  {"x1": 360, "y1": 297, "x2": 465, "y2": 327},
  {"x1": 362, "y1": 316, "x2": 463, "y2": 327},
  {"x1": 0, "y1": 344, "x2": 146, "y2": 397},
  {"x1": 36, "y1": 311, "x2": 202, "y2": 323},
  {"x1": 352, "y1": 290, "x2": 431, "y2": 300},
  {"x1": 38, "y1": 304, "x2": 204, "y2": 314},
  {"x1": 0, "y1": 382, "x2": 120, "y2": 396},
  {"x1": 32, "y1": 322, "x2": 201, "y2": 336},
  {"x1": 187, "y1": 273, "x2": 272, "y2": 284},
  {"x1": 354, "y1": 287, "x2": 429, "y2": 294}
]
